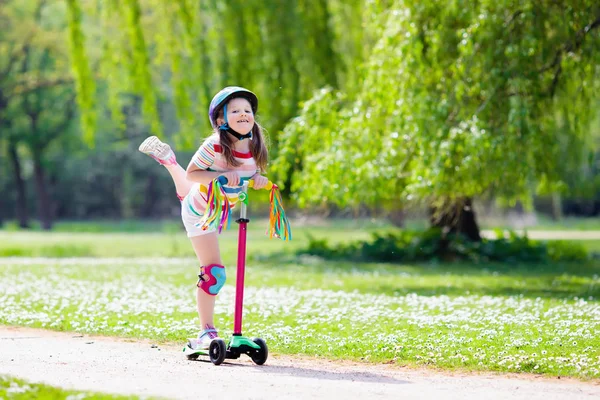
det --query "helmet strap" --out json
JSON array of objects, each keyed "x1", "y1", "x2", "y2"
[
  {"x1": 219, "y1": 124, "x2": 253, "y2": 141},
  {"x1": 218, "y1": 103, "x2": 253, "y2": 140}
]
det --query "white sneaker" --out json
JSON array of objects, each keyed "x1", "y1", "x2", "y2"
[
  {"x1": 198, "y1": 327, "x2": 220, "y2": 349},
  {"x1": 138, "y1": 136, "x2": 176, "y2": 165},
  {"x1": 183, "y1": 326, "x2": 221, "y2": 359},
  {"x1": 188, "y1": 327, "x2": 219, "y2": 350}
]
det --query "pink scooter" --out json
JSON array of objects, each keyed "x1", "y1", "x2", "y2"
[{"x1": 200, "y1": 176, "x2": 290, "y2": 365}]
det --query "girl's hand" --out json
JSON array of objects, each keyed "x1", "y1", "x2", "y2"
[
  {"x1": 220, "y1": 171, "x2": 240, "y2": 187},
  {"x1": 251, "y1": 173, "x2": 269, "y2": 190}
]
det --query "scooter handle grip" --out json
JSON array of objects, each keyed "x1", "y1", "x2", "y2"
[
  {"x1": 217, "y1": 175, "x2": 274, "y2": 191},
  {"x1": 248, "y1": 180, "x2": 274, "y2": 191}
]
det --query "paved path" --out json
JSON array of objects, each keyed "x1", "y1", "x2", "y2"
[{"x1": 1, "y1": 327, "x2": 598, "y2": 400}]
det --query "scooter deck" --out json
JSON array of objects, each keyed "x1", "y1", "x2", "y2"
[
  {"x1": 182, "y1": 335, "x2": 261, "y2": 359},
  {"x1": 182, "y1": 339, "x2": 209, "y2": 358}
]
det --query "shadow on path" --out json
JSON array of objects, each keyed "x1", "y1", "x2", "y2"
[{"x1": 190, "y1": 358, "x2": 409, "y2": 385}]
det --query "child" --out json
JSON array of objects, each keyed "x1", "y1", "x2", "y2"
[{"x1": 138, "y1": 86, "x2": 269, "y2": 351}]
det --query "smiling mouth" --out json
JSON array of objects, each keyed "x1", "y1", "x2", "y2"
[{"x1": 237, "y1": 119, "x2": 250, "y2": 123}]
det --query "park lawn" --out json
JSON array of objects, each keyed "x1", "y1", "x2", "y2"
[
  {"x1": 5, "y1": 214, "x2": 600, "y2": 234},
  {"x1": 0, "y1": 375, "x2": 142, "y2": 399},
  {"x1": 1, "y1": 222, "x2": 599, "y2": 378},
  {"x1": 0, "y1": 253, "x2": 599, "y2": 379},
  {"x1": 581, "y1": 240, "x2": 600, "y2": 253},
  {"x1": 0, "y1": 219, "x2": 393, "y2": 258},
  {"x1": 3, "y1": 219, "x2": 600, "y2": 259},
  {"x1": 519, "y1": 216, "x2": 600, "y2": 231}
]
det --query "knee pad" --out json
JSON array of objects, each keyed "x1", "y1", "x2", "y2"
[{"x1": 197, "y1": 264, "x2": 226, "y2": 295}]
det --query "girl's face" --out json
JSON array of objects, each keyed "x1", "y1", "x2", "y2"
[{"x1": 216, "y1": 97, "x2": 254, "y2": 134}]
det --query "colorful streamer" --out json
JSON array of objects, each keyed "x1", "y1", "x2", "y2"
[
  {"x1": 199, "y1": 178, "x2": 292, "y2": 240},
  {"x1": 199, "y1": 179, "x2": 231, "y2": 233},
  {"x1": 267, "y1": 185, "x2": 292, "y2": 241}
]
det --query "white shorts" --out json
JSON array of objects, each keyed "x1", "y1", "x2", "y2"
[{"x1": 180, "y1": 195, "x2": 216, "y2": 238}]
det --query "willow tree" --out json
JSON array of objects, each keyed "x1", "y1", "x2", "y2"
[
  {"x1": 65, "y1": 0, "x2": 355, "y2": 150},
  {"x1": 1, "y1": 0, "x2": 73, "y2": 228},
  {"x1": 273, "y1": 0, "x2": 600, "y2": 239}
]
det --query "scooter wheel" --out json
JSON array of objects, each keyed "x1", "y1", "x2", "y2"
[
  {"x1": 250, "y1": 337, "x2": 268, "y2": 365},
  {"x1": 209, "y1": 338, "x2": 227, "y2": 365}
]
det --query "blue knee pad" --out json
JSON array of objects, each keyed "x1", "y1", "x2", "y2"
[{"x1": 197, "y1": 264, "x2": 226, "y2": 295}]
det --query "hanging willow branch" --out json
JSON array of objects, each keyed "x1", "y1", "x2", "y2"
[
  {"x1": 65, "y1": 0, "x2": 352, "y2": 147},
  {"x1": 161, "y1": 0, "x2": 200, "y2": 147},
  {"x1": 123, "y1": 0, "x2": 162, "y2": 136},
  {"x1": 65, "y1": 0, "x2": 96, "y2": 146}
]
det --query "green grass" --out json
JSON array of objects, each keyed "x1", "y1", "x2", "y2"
[
  {"x1": 0, "y1": 217, "x2": 394, "y2": 233},
  {"x1": 522, "y1": 216, "x2": 600, "y2": 231},
  {"x1": 1, "y1": 255, "x2": 599, "y2": 378},
  {"x1": 0, "y1": 219, "x2": 389, "y2": 258},
  {"x1": 1, "y1": 219, "x2": 183, "y2": 233},
  {"x1": 0, "y1": 375, "x2": 143, "y2": 399},
  {"x1": 1, "y1": 220, "x2": 599, "y2": 379},
  {"x1": 581, "y1": 240, "x2": 600, "y2": 253},
  {"x1": 4, "y1": 214, "x2": 600, "y2": 232}
]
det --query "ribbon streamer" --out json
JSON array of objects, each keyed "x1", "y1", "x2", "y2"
[
  {"x1": 267, "y1": 185, "x2": 292, "y2": 241},
  {"x1": 199, "y1": 179, "x2": 292, "y2": 240},
  {"x1": 198, "y1": 179, "x2": 231, "y2": 233}
]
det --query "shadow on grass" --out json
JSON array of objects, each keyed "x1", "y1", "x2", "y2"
[{"x1": 255, "y1": 252, "x2": 600, "y2": 300}]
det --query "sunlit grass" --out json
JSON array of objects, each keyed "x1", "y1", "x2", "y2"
[
  {"x1": 0, "y1": 219, "x2": 389, "y2": 259},
  {"x1": 523, "y1": 216, "x2": 600, "y2": 231},
  {"x1": 581, "y1": 241, "x2": 600, "y2": 253},
  {"x1": 1, "y1": 257, "x2": 599, "y2": 378},
  {"x1": 0, "y1": 375, "x2": 142, "y2": 399},
  {"x1": 5, "y1": 215, "x2": 600, "y2": 233},
  {"x1": 3, "y1": 217, "x2": 600, "y2": 259},
  {"x1": 2, "y1": 219, "x2": 599, "y2": 378}
]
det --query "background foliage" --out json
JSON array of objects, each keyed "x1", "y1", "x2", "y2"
[{"x1": 0, "y1": 0, "x2": 599, "y2": 232}]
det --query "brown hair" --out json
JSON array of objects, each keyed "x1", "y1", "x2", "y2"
[{"x1": 215, "y1": 104, "x2": 268, "y2": 172}]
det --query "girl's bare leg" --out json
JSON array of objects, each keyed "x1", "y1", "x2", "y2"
[
  {"x1": 189, "y1": 232, "x2": 222, "y2": 329},
  {"x1": 139, "y1": 136, "x2": 193, "y2": 197},
  {"x1": 142, "y1": 136, "x2": 219, "y2": 345},
  {"x1": 163, "y1": 164, "x2": 194, "y2": 199}
]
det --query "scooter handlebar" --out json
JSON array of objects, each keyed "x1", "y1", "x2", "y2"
[{"x1": 217, "y1": 175, "x2": 274, "y2": 191}]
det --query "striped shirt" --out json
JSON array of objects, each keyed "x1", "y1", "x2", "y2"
[{"x1": 183, "y1": 135, "x2": 258, "y2": 217}]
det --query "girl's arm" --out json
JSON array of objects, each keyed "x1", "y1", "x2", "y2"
[
  {"x1": 186, "y1": 162, "x2": 242, "y2": 186},
  {"x1": 186, "y1": 136, "x2": 222, "y2": 184},
  {"x1": 186, "y1": 161, "x2": 221, "y2": 185}
]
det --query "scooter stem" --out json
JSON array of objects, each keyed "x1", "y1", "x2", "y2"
[{"x1": 233, "y1": 182, "x2": 249, "y2": 335}]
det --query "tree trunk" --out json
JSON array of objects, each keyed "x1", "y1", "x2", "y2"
[
  {"x1": 8, "y1": 141, "x2": 30, "y2": 228},
  {"x1": 32, "y1": 151, "x2": 53, "y2": 230},
  {"x1": 141, "y1": 174, "x2": 158, "y2": 218},
  {"x1": 388, "y1": 208, "x2": 405, "y2": 228},
  {"x1": 120, "y1": 165, "x2": 134, "y2": 219},
  {"x1": 429, "y1": 197, "x2": 481, "y2": 241},
  {"x1": 551, "y1": 192, "x2": 563, "y2": 221}
]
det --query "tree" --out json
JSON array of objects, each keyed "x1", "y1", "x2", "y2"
[
  {"x1": 1, "y1": 0, "x2": 48, "y2": 228},
  {"x1": 65, "y1": 0, "x2": 353, "y2": 149},
  {"x1": 12, "y1": 81, "x2": 76, "y2": 230},
  {"x1": 273, "y1": 0, "x2": 600, "y2": 239},
  {"x1": 1, "y1": 0, "x2": 76, "y2": 229}
]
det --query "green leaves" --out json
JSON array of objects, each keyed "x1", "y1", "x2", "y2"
[
  {"x1": 57, "y1": 0, "x2": 599, "y2": 210},
  {"x1": 273, "y1": 0, "x2": 600, "y2": 210},
  {"x1": 66, "y1": 0, "x2": 96, "y2": 146},
  {"x1": 64, "y1": 0, "x2": 365, "y2": 148},
  {"x1": 298, "y1": 229, "x2": 591, "y2": 264}
]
